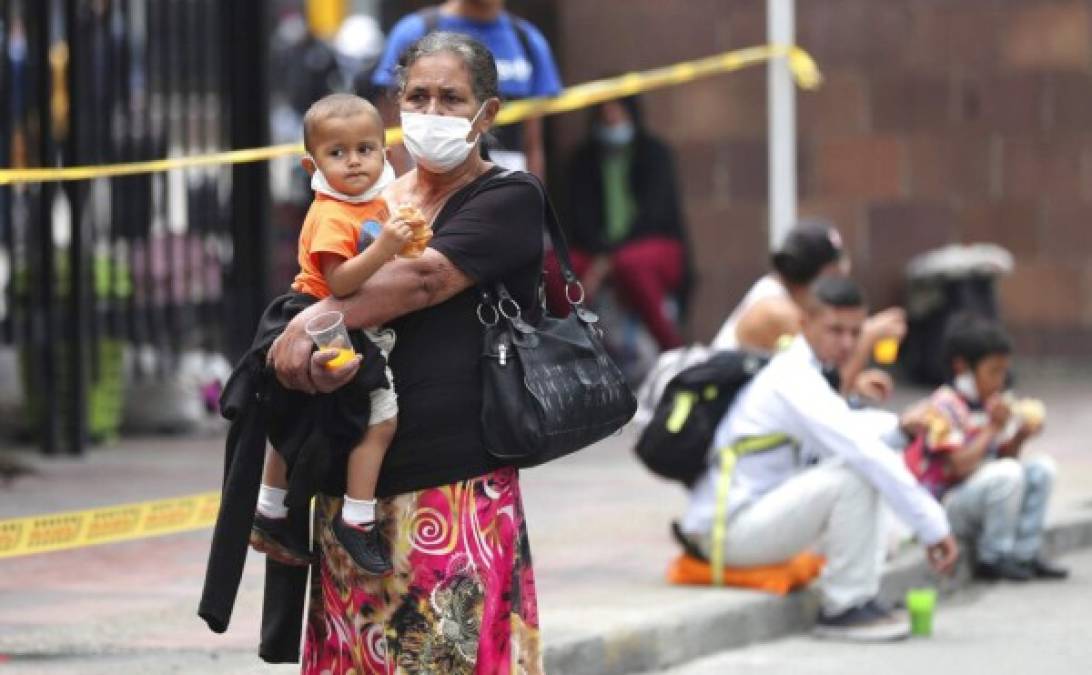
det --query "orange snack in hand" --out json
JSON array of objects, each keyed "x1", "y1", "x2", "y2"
[{"x1": 396, "y1": 203, "x2": 432, "y2": 258}]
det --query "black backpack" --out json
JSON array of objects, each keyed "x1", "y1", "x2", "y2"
[{"x1": 634, "y1": 350, "x2": 767, "y2": 487}]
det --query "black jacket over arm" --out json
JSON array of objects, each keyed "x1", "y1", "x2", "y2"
[{"x1": 198, "y1": 291, "x2": 387, "y2": 663}]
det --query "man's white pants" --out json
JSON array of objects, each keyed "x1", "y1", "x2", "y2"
[{"x1": 703, "y1": 461, "x2": 882, "y2": 615}]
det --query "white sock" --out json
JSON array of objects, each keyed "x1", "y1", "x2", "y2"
[
  {"x1": 341, "y1": 496, "x2": 377, "y2": 526},
  {"x1": 257, "y1": 485, "x2": 288, "y2": 519}
]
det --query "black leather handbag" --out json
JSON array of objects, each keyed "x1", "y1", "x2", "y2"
[{"x1": 478, "y1": 177, "x2": 637, "y2": 468}]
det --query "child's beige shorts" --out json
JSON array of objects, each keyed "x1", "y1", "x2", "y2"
[{"x1": 364, "y1": 327, "x2": 398, "y2": 425}]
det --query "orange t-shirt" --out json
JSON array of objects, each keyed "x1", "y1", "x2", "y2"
[{"x1": 291, "y1": 194, "x2": 390, "y2": 299}]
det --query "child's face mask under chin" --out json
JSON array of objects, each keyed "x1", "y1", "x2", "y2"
[
  {"x1": 307, "y1": 158, "x2": 393, "y2": 203},
  {"x1": 953, "y1": 372, "x2": 980, "y2": 402}
]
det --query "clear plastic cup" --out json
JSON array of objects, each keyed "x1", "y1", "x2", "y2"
[{"x1": 305, "y1": 310, "x2": 356, "y2": 370}]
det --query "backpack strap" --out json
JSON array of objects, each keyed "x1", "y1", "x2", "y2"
[
  {"x1": 508, "y1": 15, "x2": 537, "y2": 76},
  {"x1": 710, "y1": 433, "x2": 796, "y2": 586}
]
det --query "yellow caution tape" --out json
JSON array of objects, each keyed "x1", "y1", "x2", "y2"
[
  {"x1": 0, "y1": 144, "x2": 304, "y2": 186},
  {"x1": 0, "y1": 491, "x2": 220, "y2": 559},
  {"x1": 0, "y1": 43, "x2": 820, "y2": 186},
  {"x1": 496, "y1": 44, "x2": 820, "y2": 126}
]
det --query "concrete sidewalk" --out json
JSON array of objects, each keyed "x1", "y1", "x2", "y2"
[{"x1": 1, "y1": 368, "x2": 1090, "y2": 674}]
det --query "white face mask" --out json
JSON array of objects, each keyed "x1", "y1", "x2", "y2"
[
  {"x1": 307, "y1": 160, "x2": 394, "y2": 203},
  {"x1": 597, "y1": 121, "x2": 635, "y2": 147},
  {"x1": 953, "y1": 371, "x2": 979, "y2": 402},
  {"x1": 401, "y1": 104, "x2": 487, "y2": 173}
]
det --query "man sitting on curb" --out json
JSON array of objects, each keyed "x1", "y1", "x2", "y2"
[{"x1": 678, "y1": 277, "x2": 958, "y2": 642}]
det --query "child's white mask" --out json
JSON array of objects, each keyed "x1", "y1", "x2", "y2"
[
  {"x1": 953, "y1": 371, "x2": 979, "y2": 403},
  {"x1": 307, "y1": 159, "x2": 394, "y2": 203}
]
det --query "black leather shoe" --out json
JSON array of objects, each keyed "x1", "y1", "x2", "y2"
[
  {"x1": 974, "y1": 558, "x2": 1033, "y2": 582},
  {"x1": 1023, "y1": 558, "x2": 1070, "y2": 580},
  {"x1": 250, "y1": 513, "x2": 312, "y2": 566},
  {"x1": 333, "y1": 517, "x2": 393, "y2": 576}
]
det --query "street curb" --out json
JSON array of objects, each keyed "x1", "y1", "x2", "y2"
[{"x1": 542, "y1": 508, "x2": 1092, "y2": 675}]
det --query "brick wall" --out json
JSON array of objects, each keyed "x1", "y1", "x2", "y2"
[{"x1": 549, "y1": 0, "x2": 1092, "y2": 355}]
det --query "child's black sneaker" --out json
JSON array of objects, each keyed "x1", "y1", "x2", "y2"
[
  {"x1": 1021, "y1": 557, "x2": 1069, "y2": 580},
  {"x1": 333, "y1": 516, "x2": 393, "y2": 576},
  {"x1": 250, "y1": 513, "x2": 312, "y2": 567},
  {"x1": 974, "y1": 558, "x2": 1032, "y2": 582}
]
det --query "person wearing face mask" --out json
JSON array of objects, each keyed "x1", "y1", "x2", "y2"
[
  {"x1": 254, "y1": 32, "x2": 546, "y2": 672},
  {"x1": 248, "y1": 93, "x2": 415, "y2": 579},
  {"x1": 902, "y1": 315, "x2": 1067, "y2": 582},
  {"x1": 545, "y1": 95, "x2": 692, "y2": 352},
  {"x1": 370, "y1": 0, "x2": 562, "y2": 177}
]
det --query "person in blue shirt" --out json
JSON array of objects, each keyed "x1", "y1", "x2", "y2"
[{"x1": 371, "y1": 0, "x2": 562, "y2": 178}]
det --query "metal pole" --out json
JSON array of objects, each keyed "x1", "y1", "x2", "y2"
[
  {"x1": 767, "y1": 0, "x2": 796, "y2": 250},
  {"x1": 224, "y1": 0, "x2": 270, "y2": 361},
  {"x1": 63, "y1": 0, "x2": 87, "y2": 455},
  {"x1": 0, "y1": 0, "x2": 12, "y2": 345},
  {"x1": 32, "y1": 0, "x2": 59, "y2": 455}
]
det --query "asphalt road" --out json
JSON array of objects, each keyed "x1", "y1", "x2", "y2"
[{"x1": 654, "y1": 548, "x2": 1092, "y2": 675}]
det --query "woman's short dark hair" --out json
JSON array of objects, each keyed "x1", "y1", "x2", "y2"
[
  {"x1": 943, "y1": 313, "x2": 1013, "y2": 368},
  {"x1": 395, "y1": 31, "x2": 500, "y2": 103},
  {"x1": 771, "y1": 220, "x2": 845, "y2": 286}
]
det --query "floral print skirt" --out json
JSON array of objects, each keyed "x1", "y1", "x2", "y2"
[{"x1": 302, "y1": 467, "x2": 542, "y2": 674}]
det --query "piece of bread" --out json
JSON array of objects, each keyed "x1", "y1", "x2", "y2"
[{"x1": 395, "y1": 203, "x2": 432, "y2": 258}]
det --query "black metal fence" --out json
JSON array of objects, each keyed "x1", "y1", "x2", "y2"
[{"x1": 1, "y1": 0, "x2": 271, "y2": 455}]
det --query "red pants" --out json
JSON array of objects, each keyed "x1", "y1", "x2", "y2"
[{"x1": 544, "y1": 237, "x2": 685, "y2": 350}]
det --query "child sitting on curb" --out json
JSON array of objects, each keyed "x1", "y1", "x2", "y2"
[{"x1": 905, "y1": 315, "x2": 1068, "y2": 582}]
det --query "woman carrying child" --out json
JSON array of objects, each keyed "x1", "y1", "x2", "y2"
[{"x1": 268, "y1": 32, "x2": 546, "y2": 674}]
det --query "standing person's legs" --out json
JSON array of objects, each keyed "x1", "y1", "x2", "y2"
[
  {"x1": 543, "y1": 247, "x2": 592, "y2": 316},
  {"x1": 712, "y1": 462, "x2": 883, "y2": 615},
  {"x1": 610, "y1": 237, "x2": 685, "y2": 350},
  {"x1": 1012, "y1": 455, "x2": 1057, "y2": 562},
  {"x1": 945, "y1": 458, "x2": 1025, "y2": 564}
]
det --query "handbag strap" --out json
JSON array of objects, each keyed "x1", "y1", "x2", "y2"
[{"x1": 473, "y1": 169, "x2": 584, "y2": 311}]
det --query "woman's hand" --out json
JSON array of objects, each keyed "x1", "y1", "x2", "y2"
[
  {"x1": 268, "y1": 314, "x2": 315, "y2": 392},
  {"x1": 862, "y1": 307, "x2": 907, "y2": 347},
  {"x1": 268, "y1": 303, "x2": 361, "y2": 394},
  {"x1": 310, "y1": 349, "x2": 362, "y2": 393}
]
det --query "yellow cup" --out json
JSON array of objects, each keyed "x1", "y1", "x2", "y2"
[{"x1": 873, "y1": 337, "x2": 900, "y2": 365}]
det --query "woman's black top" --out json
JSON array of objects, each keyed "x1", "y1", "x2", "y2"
[{"x1": 378, "y1": 167, "x2": 544, "y2": 497}]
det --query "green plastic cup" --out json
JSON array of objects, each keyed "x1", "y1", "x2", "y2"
[{"x1": 906, "y1": 587, "x2": 937, "y2": 637}]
